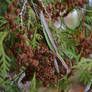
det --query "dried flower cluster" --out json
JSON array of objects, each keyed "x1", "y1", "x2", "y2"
[
  {"x1": 45, "y1": 2, "x2": 69, "y2": 21},
  {"x1": 3, "y1": 0, "x2": 58, "y2": 86},
  {"x1": 3, "y1": 0, "x2": 21, "y2": 31},
  {"x1": 64, "y1": 0, "x2": 88, "y2": 8},
  {"x1": 12, "y1": 34, "x2": 38, "y2": 68},
  {"x1": 0, "y1": 0, "x2": 92, "y2": 91},
  {"x1": 23, "y1": 44, "x2": 58, "y2": 86},
  {"x1": 12, "y1": 35, "x2": 58, "y2": 86},
  {"x1": 77, "y1": 33, "x2": 92, "y2": 58},
  {"x1": 35, "y1": 44, "x2": 57, "y2": 86},
  {"x1": 38, "y1": 0, "x2": 88, "y2": 22}
]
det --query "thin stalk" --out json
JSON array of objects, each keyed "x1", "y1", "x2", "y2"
[{"x1": 40, "y1": 11, "x2": 70, "y2": 74}]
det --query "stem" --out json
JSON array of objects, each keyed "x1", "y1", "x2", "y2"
[
  {"x1": 40, "y1": 11, "x2": 70, "y2": 74},
  {"x1": 20, "y1": 0, "x2": 27, "y2": 27},
  {"x1": 38, "y1": 0, "x2": 51, "y2": 20}
]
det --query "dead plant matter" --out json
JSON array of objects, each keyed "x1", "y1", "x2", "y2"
[
  {"x1": 3, "y1": 0, "x2": 21, "y2": 31},
  {"x1": 12, "y1": 35, "x2": 58, "y2": 86},
  {"x1": 23, "y1": 44, "x2": 58, "y2": 86},
  {"x1": 38, "y1": 0, "x2": 88, "y2": 22},
  {"x1": 63, "y1": 0, "x2": 88, "y2": 8},
  {"x1": 77, "y1": 33, "x2": 92, "y2": 58}
]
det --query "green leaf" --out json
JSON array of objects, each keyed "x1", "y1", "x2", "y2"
[
  {"x1": 27, "y1": 6, "x2": 36, "y2": 30},
  {"x1": 42, "y1": 24, "x2": 54, "y2": 51},
  {"x1": 0, "y1": 31, "x2": 11, "y2": 79},
  {"x1": 30, "y1": 29, "x2": 41, "y2": 49},
  {"x1": 30, "y1": 73, "x2": 37, "y2": 92},
  {"x1": 72, "y1": 58, "x2": 92, "y2": 84}
]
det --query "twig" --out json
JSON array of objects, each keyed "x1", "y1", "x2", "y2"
[
  {"x1": 84, "y1": 23, "x2": 92, "y2": 31},
  {"x1": 11, "y1": 71, "x2": 24, "y2": 85},
  {"x1": 54, "y1": 58, "x2": 60, "y2": 73},
  {"x1": 84, "y1": 79, "x2": 92, "y2": 92},
  {"x1": 19, "y1": 0, "x2": 27, "y2": 27},
  {"x1": 40, "y1": 11, "x2": 70, "y2": 74},
  {"x1": 60, "y1": 48, "x2": 72, "y2": 67},
  {"x1": 78, "y1": 7, "x2": 92, "y2": 13},
  {"x1": 38, "y1": 0, "x2": 51, "y2": 20},
  {"x1": 31, "y1": 0, "x2": 39, "y2": 18},
  {"x1": 54, "y1": 40, "x2": 72, "y2": 67}
]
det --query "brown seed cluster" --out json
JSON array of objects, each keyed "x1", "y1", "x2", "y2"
[
  {"x1": 45, "y1": 3, "x2": 69, "y2": 21},
  {"x1": 2, "y1": 0, "x2": 34, "y2": 35},
  {"x1": 77, "y1": 34, "x2": 92, "y2": 58},
  {"x1": 13, "y1": 34, "x2": 38, "y2": 68},
  {"x1": 23, "y1": 44, "x2": 57, "y2": 86},
  {"x1": 77, "y1": 38, "x2": 92, "y2": 58},
  {"x1": 4, "y1": 0, "x2": 59, "y2": 86},
  {"x1": 3, "y1": 0, "x2": 21, "y2": 31},
  {"x1": 35, "y1": 44, "x2": 57, "y2": 86},
  {"x1": 12, "y1": 35, "x2": 57, "y2": 86},
  {"x1": 38, "y1": 0, "x2": 88, "y2": 22},
  {"x1": 64, "y1": 0, "x2": 88, "y2": 8}
]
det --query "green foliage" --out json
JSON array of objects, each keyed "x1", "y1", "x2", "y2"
[
  {"x1": 73, "y1": 58, "x2": 92, "y2": 70},
  {"x1": 79, "y1": 70, "x2": 91, "y2": 84},
  {"x1": 25, "y1": 6, "x2": 43, "y2": 49},
  {"x1": 72, "y1": 58, "x2": 92, "y2": 84},
  {"x1": 4, "y1": 80, "x2": 20, "y2": 92},
  {"x1": 29, "y1": 27, "x2": 43, "y2": 49},
  {"x1": 61, "y1": 77, "x2": 68, "y2": 91},
  {"x1": 55, "y1": 26, "x2": 81, "y2": 62},
  {"x1": 27, "y1": 6, "x2": 37, "y2": 30},
  {"x1": 41, "y1": 22, "x2": 54, "y2": 51},
  {"x1": 5, "y1": 84, "x2": 20, "y2": 92},
  {"x1": 85, "y1": 7, "x2": 92, "y2": 37},
  {"x1": 57, "y1": 76, "x2": 68, "y2": 92},
  {"x1": 0, "y1": 1, "x2": 8, "y2": 15},
  {"x1": 42, "y1": 0, "x2": 58, "y2": 6},
  {"x1": 30, "y1": 73, "x2": 37, "y2": 92},
  {"x1": 6, "y1": 0, "x2": 14, "y2": 4},
  {"x1": 85, "y1": 15, "x2": 92, "y2": 26},
  {"x1": 0, "y1": 75, "x2": 21, "y2": 92},
  {"x1": 62, "y1": 46, "x2": 81, "y2": 63},
  {"x1": 0, "y1": 0, "x2": 92, "y2": 91},
  {"x1": 0, "y1": 31, "x2": 11, "y2": 79},
  {"x1": 0, "y1": 16, "x2": 7, "y2": 30}
]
